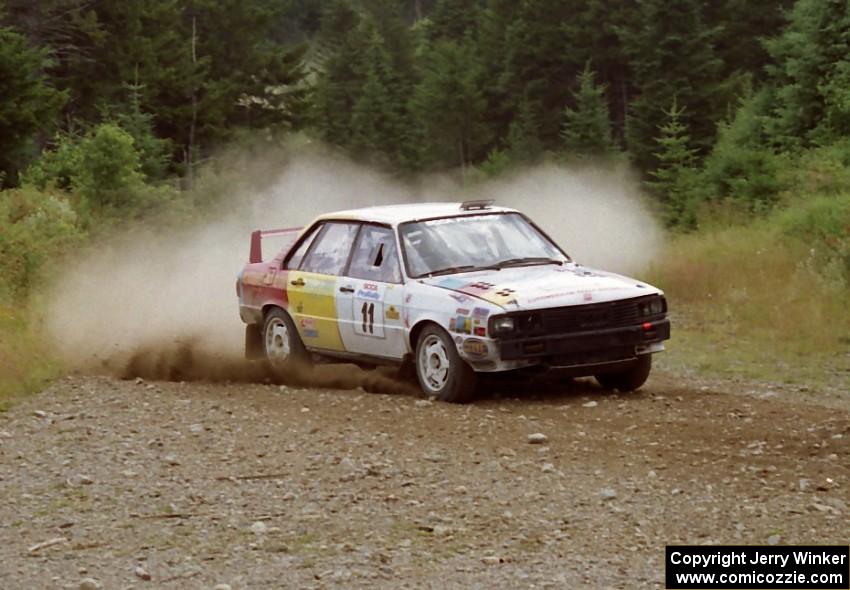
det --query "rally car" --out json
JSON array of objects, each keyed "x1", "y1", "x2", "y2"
[{"x1": 236, "y1": 201, "x2": 670, "y2": 402}]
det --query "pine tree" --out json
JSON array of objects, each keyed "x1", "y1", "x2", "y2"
[
  {"x1": 5, "y1": 0, "x2": 308, "y2": 176},
  {"x1": 411, "y1": 39, "x2": 488, "y2": 171},
  {"x1": 0, "y1": 25, "x2": 66, "y2": 185},
  {"x1": 561, "y1": 63, "x2": 617, "y2": 158},
  {"x1": 499, "y1": 0, "x2": 586, "y2": 150},
  {"x1": 505, "y1": 98, "x2": 544, "y2": 163},
  {"x1": 475, "y1": 0, "x2": 521, "y2": 147},
  {"x1": 620, "y1": 0, "x2": 724, "y2": 172},
  {"x1": 312, "y1": 0, "x2": 364, "y2": 147},
  {"x1": 428, "y1": 0, "x2": 479, "y2": 42},
  {"x1": 765, "y1": 0, "x2": 850, "y2": 145},
  {"x1": 350, "y1": 23, "x2": 411, "y2": 166},
  {"x1": 313, "y1": 1, "x2": 415, "y2": 167},
  {"x1": 182, "y1": 0, "x2": 309, "y2": 136},
  {"x1": 350, "y1": 27, "x2": 390, "y2": 154},
  {"x1": 111, "y1": 80, "x2": 172, "y2": 181},
  {"x1": 701, "y1": 91, "x2": 784, "y2": 208},
  {"x1": 647, "y1": 99, "x2": 699, "y2": 227},
  {"x1": 704, "y1": 0, "x2": 792, "y2": 84}
]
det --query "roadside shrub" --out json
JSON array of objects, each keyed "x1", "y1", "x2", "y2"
[
  {"x1": 23, "y1": 123, "x2": 176, "y2": 225},
  {"x1": 790, "y1": 139, "x2": 850, "y2": 196},
  {"x1": 20, "y1": 132, "x2": 81, "y2": 192},
  {"x1": 701, "y1": 144, "x2": 786, "y2": 211},
  {"x1": 73, "y1": 123, "x2": 145, "y2": 213},
  {"x1": 0, "y1": 187, "x2": 83, "y2": 300},
  {"x1": 780, "y1": 193, "x2": 850, "y2": 286},
  {"x1": 698, "y1": 92, "x2": 788, "y2": 214}
]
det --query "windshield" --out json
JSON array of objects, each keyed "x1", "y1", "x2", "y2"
[{"x1": 400, "y1": 213, "x2": 568, "y2": 278}]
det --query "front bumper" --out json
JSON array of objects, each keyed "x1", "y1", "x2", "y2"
[{"x1": 498, "y1": 318, "x2": 671, "y2": 365}]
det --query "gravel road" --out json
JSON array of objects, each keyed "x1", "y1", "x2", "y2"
[{"x1": 1, "y1": 369, "x2": 848, "y2": 589}]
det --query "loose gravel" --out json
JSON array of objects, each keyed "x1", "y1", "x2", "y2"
[{"x1": 1, "y1": 372, "x2": 848, "y2": 589}]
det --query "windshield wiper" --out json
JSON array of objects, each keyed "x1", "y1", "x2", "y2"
[
  {"x1": 426, "y1": 265, "x2": 480, "y2": 277},
  {"x1": 423, "y1": 258, "x2": 563, "y2": 277},
  {"x1": 491, "y1": 257, "x2": 565, "y2": 268}
]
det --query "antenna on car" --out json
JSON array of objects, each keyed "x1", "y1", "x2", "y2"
[{"x1": 459, "y1": 199, "x2": 495, "y2": 211}]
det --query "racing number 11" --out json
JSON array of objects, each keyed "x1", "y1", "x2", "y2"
[{"x1": 361, "y1": 301, "x2": 375, "y2": 334}]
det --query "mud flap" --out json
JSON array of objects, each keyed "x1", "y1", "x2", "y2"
[{"x1": 245, "y1": 324, "x2": 264, "y2": 360}]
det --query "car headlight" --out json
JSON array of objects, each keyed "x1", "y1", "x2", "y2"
[
  {"x1": 639, "y1": 296, "x2": 666, "y2": 316},
  {"x1": 490, "y1": 316, "x2": 515, "y2": 335}
]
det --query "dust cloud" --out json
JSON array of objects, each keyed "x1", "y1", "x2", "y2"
[
  {"x1": 472, "y1": 163, "x2": 661, "y2": 272},
  {"x1": 44, "y1": 145, "x2": 661, "y2": 384}
]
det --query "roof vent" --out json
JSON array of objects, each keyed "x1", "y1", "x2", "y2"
[{"x1": 460, "y1": 199, "x2": 495, "y2": 211}]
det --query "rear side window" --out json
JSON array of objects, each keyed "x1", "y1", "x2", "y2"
[
  {"x1": 284, "y1": 224, "x2": 321, "y2": 270},
  {"x1": 348, "y1": 225, "x2": 402, "y2": 283},
  {"x1": 299, "y1": 222, "x2": 360, "y2": 275}
]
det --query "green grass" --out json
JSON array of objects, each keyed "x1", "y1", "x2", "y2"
[
  {"x1": 646, "y1": 203, "x2": 850, "y2": 394},
  {"x1": 656, "y1": 313, "x2": 850, "y2": 393},
  {"x1": 0, "y1": 303, "x2": 62, "y2": 410}
]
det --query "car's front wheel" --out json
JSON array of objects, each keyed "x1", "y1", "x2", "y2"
[
  {"x1": 415, "y1": 325, "x2": 477, "y2": 403},
  {"x1": 263, "y1": 308, "x2": 309, "y2": 377},
  {"x1": 595, "y1": 354, "x2": 652, "y2": 391}
]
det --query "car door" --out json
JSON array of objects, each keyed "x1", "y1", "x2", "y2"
[
  {"x1": 287, "y1": 221, "x2": 360, "y2": 352},
  {"x1": 336, "y1": 224, "x2": 405, "y2": 359}
]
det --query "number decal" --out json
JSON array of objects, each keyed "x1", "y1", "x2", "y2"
[
  {"x1": 352, "y1": 283, "x2": 384, "y2": 338},
  {"x1": 360, "y1": 301, "x2": 375, "y2": 334}
]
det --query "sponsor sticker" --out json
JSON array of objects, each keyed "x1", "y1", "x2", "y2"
[
  {"x1": 456, "y1": 308, "x2": 470, "y2": 316},
  {"x1": 299, "y1": 317, "x2": 319, "y2": 338},
  {"x1": 462, "y1": 338, "x2": 488, "y2": 359},
  {"x1": 472, "y1": 307, "x2": 490, "y2": 319},
  {"x1": 385, "y1": 305, "x2": 400, "y2": 320},
  {"x1": 449, "y1": 292, "x2": 471, "y2": 303},
  {"x1": 452, "y1": 316, "x2": 472, "y2": 334},
  {"x1": 467, "y1": 281, "x2": 495, "y2": 291}
]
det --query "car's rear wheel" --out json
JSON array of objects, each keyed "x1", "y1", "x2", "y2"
[
  {"x1": 263, "y1": 308, "x2": 309, "y2": 377},
  {"x1": 595, "y1": 354, "x2": 652, "y2": 391},
  {"x1": 415, "y1": 325, "x2": 477, "y2": 403}
]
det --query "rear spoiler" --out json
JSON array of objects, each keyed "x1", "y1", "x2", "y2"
[{"x1": 249, "y1": 227, "x2": 303, "y2": 263}]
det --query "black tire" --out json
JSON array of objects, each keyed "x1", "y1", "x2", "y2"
[
  {"x1": 414, "y1": 325, "x2": 477, "y2": 403},
  {"x1": 595, "y1": 354, "x2": 652, "y2": 392},
  {"x1": 262, "y1": 308, "x2": 310, "y2": 377}
]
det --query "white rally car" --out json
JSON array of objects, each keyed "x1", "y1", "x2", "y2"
[{"x1": 237, "y1": 201, "x2": 670, "y2": 402}]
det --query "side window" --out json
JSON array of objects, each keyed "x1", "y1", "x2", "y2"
[
  {"x1": 284, "y1": 224, "x2": 321, "y2": 270},
  {"x1": 300, "y1": 222, "x2": 359, "y2": 276},
  {"x1": 348, "y1": 225, "x2": 402, "y2": 283}
]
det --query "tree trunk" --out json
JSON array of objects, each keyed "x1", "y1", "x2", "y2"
[{"x1": 186, "y1": 15, "x2": 198, "y2": 190}]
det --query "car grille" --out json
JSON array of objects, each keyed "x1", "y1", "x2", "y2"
[
  {"x1": 542, "y1": 300, "x2": 642, "y2": 332},
  {"x1": 508, "y1": 296, "x2": 664, "y2": 338}
]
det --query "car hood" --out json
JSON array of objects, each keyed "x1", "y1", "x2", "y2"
[{"x1": 423, "y1": 264, "x2": 660, "y2": 310}]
